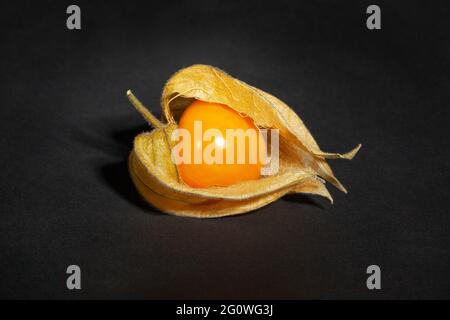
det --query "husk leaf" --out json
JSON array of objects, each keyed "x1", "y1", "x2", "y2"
[{"x1": 127, "y1": 65, "x2": 360, "y2": 218}]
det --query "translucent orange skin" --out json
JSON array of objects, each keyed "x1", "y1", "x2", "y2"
[{"x1": 177, "y1": 100, "x2": 265, "y2": 188}]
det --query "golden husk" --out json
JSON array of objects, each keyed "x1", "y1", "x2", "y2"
[{"x1": 127, "y1": 64, "x2": 361, "y2": 218}]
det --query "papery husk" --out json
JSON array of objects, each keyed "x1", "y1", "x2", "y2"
[{"x1": 127, "y1": 64, "x2": 360, "y2": 218}]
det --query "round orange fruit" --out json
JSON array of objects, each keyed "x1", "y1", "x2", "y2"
[{"x1": 176, "y1": 100, "x2": 266, "y2": 188}]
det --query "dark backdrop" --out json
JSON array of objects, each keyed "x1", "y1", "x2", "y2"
[{"x1": 0, "y1": 0, "x2": 449, "y2": 299}]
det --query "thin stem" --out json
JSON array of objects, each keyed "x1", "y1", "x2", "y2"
[{"x1": 126, "y1": 90, "x2": 163, "y2": 128}]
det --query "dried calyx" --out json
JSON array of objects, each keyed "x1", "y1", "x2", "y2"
[{"x1": 127, "y1": 64, "x2": 361, "y2": 218}]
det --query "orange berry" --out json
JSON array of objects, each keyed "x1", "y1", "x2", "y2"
[{"x1": 176, "y1": 100, "x2": 265, "y2": 188}]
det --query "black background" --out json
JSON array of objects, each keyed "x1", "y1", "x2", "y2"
[{"x1": 0, "y1": 0, "x2": 449, "y2": 299}]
